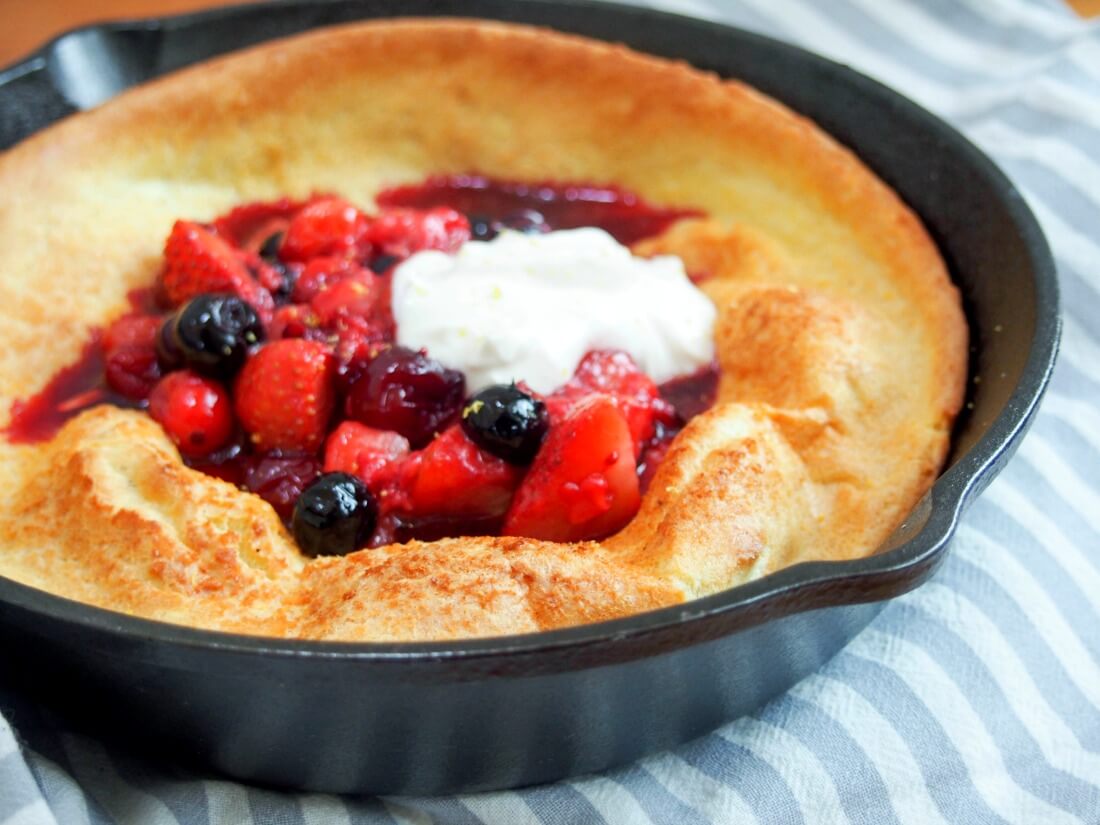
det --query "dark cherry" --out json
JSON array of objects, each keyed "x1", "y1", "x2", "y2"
[
  {"x1": 291, "y1": 472, "x2": 377, "y2": 557},
  {"x1": 165, "y1": 294, "x2": 264, "y2": 378},
  {"x1": 243, "y1": 454, "x2": 323, "y2": 522},
  {"x1": 344, "y1": 346, "x2": 465, "y2": 448},
  {"x1": 461, "y1": 384, "x2": 548, "y2": 464}
]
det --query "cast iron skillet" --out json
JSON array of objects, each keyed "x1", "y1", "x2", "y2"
[{"x1": 0, "y1": 0, "x2": 1058, "y2": 795}]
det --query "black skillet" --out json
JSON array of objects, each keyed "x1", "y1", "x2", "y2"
[{"x1": 0, "y1": 0, "x2": 1059, "y2": 795}]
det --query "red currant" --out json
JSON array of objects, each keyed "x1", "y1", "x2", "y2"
[{"x1": 148, "y1": 370, "x2": 234, "y2": 457}]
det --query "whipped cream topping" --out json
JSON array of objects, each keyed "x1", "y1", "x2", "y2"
[{"x1": 391, "y1": 228, "x2": 716, "y2": 394}]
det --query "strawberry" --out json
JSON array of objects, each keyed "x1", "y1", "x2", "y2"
[
  {"x1": 503, "y1": 396, "x2": 640, "y2": 542},
  {"x1": 368, "y1": 207, "x2": 470, "y2": 259},
  {"x1": 545, "y1": 350, "x2": 671, "y2": 454},
  {"x1": 148, "y1": 370, "x2": 234, "y2": 458},
  {"x1": 160, "y1": 220, "x2": 274, "y2": 319},
  {"x1": 403, "y1": 426, "x2": 522, "y2": 519},
  {"x1": 234, "y1": 339, "x2": 335, "y2": 452},
  {"x1": 279, "y1": 197, "x2": 371, "y2": 263},
  {"x1": 323, "y1": 421, "x2": 410, "y2": 491}
]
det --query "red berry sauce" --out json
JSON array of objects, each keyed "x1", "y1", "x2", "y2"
[
  {"x1": 377, "y1": 175, "x2": 702, "y2": 245},
  {"x1": 5, "y1": 287, "x2": 158, "y2": 444},
  {"x1": 4, "y1": 176, "x2": 718, "y2": 547}
]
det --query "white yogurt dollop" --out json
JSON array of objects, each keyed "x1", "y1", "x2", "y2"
[{"x1": 391, "y1": 228, "x2": 716, "y2": 394}]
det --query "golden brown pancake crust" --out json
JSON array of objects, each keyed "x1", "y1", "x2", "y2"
[{"x1": 0, "y1": 19, "x2": 967, "y2": 641}]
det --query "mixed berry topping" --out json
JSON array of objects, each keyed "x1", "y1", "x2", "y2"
[{"x1": 5, "y1": 178, "x2": 718, "y2": 555}]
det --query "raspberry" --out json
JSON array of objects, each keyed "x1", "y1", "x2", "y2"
[
  {"x1": 323, "y1": 422, "x2": 410, "y2": 491},
  {"x1": 368, "y1": 207, "x2": 470, "y2": 259},
  {"x1": 310, "y1": 273, "x2": 379, "y2": 327},
  {"x1": 291, "y1": 256, "x2": 364, "y2": 303},
  {"x1": 280, "y1": 198, "x2": 371, "y2": 263},
  {"x1": 102, "y1": 315, "x2": 163, "y2": 400}
]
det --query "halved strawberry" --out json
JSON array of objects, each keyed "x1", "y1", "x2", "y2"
[
  {"x1": 368, "y1": 207, "x2": 470, "y2": 259},
  {"x1": 545, "y1": 350, "x2": 671, "y2": 455},
  {"x1": 234, "y1": 339, "x2": 335, "y2": 452},
  {"x1": 403, "y1": 426, "x2": 523, "y2": 519},
  {"x1": 280, "y1": 197, "x2": 371, "y2": 263},
  {"x1": 323, "y1": 421, "x2": 410, "y2": 491},
  {"x1": 160, "y1": 220, "x2": 274, "y2": 319},
  {"x1": 503, "y1": 396, "x2": 640, "y2": 542}
]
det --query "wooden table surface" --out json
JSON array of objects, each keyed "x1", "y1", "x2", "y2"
[{"x1": 2, "y1": 0, "x2": 1097, "y2": 66}]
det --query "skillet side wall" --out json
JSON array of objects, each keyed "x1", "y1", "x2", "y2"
[{"x1": 0, "y1": 588, "x2": 886, "y2": 794}]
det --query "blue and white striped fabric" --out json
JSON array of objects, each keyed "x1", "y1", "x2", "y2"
[{"x1": 3, "y1": 0, "x2": 1099, "y2": 822}]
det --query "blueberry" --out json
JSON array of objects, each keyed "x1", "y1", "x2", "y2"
[
  {"x1": 499, "y1": 209, "x2": 549, "y2": 234},
  {"x1": 155, "y1": 318, "x2": 184, "y2": 372},
  {"x1": 468, "y1": 214, "x2": 498, "y2": 242},
  {"x1": 369, "y1": 254, "x2": 400, "y2": 274},
  {"x1": 165, "y1": 294, "x2": 264, "y2": 378},
  {"x1": 460, "y1": 384, "x2": 549, "y2": 464},
  {"x1": 258, "y1": 230, "x2": 285, "y2": 263},
  {"x1": 292, "y1": 472, "x2": 377, "y2": 557}
]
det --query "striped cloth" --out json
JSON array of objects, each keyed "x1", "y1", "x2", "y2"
[{"x1": 2, "y1": 0, "x2": 1099, "y2": 822}]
